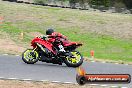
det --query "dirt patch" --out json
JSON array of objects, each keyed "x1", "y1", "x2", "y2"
[
  {"x1": 0, "y1": 31, "x2": 26, "y2": 54},
  {"x1": 0, "y1": 80, "x2": 105, "y2": 88},
  {"x1": 29, "y1": 32, "x2": 43, "y2": 37},
  {"x1": 0, "y1": 38, "x2": 25, "y2": 54},
  {"x1": 0, "y1": 32, "x2": 43, "y2": 55}
]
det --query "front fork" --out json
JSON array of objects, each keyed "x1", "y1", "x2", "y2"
[
  {"x1": 32, "y1": 47, "x2": 37, "y2": 52},
  {"x1": 30, "y1": 46, "x2": 37, "y2": 57}
]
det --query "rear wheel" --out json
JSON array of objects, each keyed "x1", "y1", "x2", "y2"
[
  {"x1": 64, "y1": 51, "x2": 83, "y2": 67},
  {"x1": 22, "y1": 49, "x2": 39, "y2": 64}
]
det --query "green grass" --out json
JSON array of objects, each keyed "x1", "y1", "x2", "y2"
[
  {"x1": 0, "y1": 1, "x2": 132, "y2": 62},
  {"x1": 58, "y1": 29, "x2": 132, "y2": 62}
]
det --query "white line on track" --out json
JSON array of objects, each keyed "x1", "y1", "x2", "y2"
[
  {"x1": 63, "y1": 82, "x2": 74, "y2": 84},
  {"x1": 40, "y1": 80, "x2": 49, "y2": 82},
  {"x1": 115, "y1": 63, "x2": 119, "y2": 64},
  {"x1": 121, "y1": 87, "x2": 128, "y2": 88},
  {"x1": 91, "y1": 61, "x2": 95, "y2": 62},
  {"x1": 111, "y1": 86, "x2": 119, "y2": 88},
  {"x1": 2, "y1": 54, "x2": 8, "y2": 55},
  {"x1": 7, "y1": 78, "x2": 18, "y2": 80},
  {"x1": 125, "y1": 64, "x2": 129, "y2": 65},
  {"x1": 0, "y1": 77, "x2": 4, "y2": 79},
  {"x1": 22, "y1": 79, "x2": 32, "y2": 81},
  {"x1": 102, "y1": 61, "x2": 106, "y2": 63},
  {"x1": 89, "y1": 84, "x2": 99, "y2": 86},
  {"x1": 100, "y1": 85, "x2": 107, "y2": 87},
  {"x1": 52, "y1": 81, "x2": 61, "y2": 83},
  {"x1": 15, "y1": 55, "x2": 20, "y2": 56}
]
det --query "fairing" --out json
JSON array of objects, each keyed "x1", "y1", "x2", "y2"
[{"x1": 31, "y1": 37, "x2": 56, "y2": 54}]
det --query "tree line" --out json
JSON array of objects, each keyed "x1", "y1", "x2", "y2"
[
  {"x1": 5, "y1": 0, "x2": 132, "y2": 10},
  {"x1": 34, "y1": 0, "x2": 132, "y2": 10},
  {"x1": 70, "y1": 0, "x2": 132, "y2": 9}
]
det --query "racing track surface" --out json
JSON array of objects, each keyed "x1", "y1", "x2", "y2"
[{"x1": 0, "y1": 55, "x2": 131, "y2": 88}]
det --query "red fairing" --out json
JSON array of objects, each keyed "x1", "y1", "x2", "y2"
[
  {"x1": 31, "y1": 37, "x2": 56, "y2": 54},
  {"x1": 48, "y1": 32, "x2": 78, "y2": 47},
  {"x1": 63, "y1": 41, "x2": 77, "y2": 47},
  {"x1": 51, "y1": 32, "x2": 67, "y2": 39},
  {"x1": 31, "y1": 33, "x2": 82, "y2": 55},
  {"x1": 48, "y1": 38, "x2": 55, "y2": 43}
]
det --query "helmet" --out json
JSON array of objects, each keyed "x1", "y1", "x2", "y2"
[{"x1": 46, "y1": 28, "x2": 54, "y2": 35}]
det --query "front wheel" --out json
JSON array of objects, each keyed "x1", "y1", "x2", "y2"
[
  {"x1": 22, "y1": 49, "x2": 39, "y2": 64},
  {"x1": 64, "y1": 51, "x2": 83, "y2": 67}
]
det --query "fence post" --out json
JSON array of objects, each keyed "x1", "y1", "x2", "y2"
[
  {"x1": 90, "y1": 50, "x2": 95, "y2": 61},
  {"x1": 20, "y1": 32, "x2": 24, "y2": 40}
]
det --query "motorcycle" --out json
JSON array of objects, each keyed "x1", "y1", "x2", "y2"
[{"x1": 22, "y1": 35, "x2": 83, "y2": 67}]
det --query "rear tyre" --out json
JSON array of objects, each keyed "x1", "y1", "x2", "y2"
[
  {"x1": 22, "y1": 49, "x2": 39, "y2": 64},
  {"x1": 64, "y1": 51, "x2": 83, "y2": 67}
]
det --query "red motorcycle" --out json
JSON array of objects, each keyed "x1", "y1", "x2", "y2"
[{"x1": 22, "y1": 35, "x2": 83, "y2": 67}]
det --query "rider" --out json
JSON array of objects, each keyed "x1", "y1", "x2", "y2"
[{"x1": 46, "y1": 28, "x2": 66, "y2": 54}]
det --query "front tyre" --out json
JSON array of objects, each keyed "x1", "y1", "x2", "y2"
[
  {"x1": 22, "y1": 49, "x2": 39, "y2": 64},
  {"x1": 64, "y1": 51, "x2": 83, "y2": 67}
]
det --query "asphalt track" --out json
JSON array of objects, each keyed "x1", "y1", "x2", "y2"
[{"x1": 0, "y1": 55, "x2": 131, "y2": 88}]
